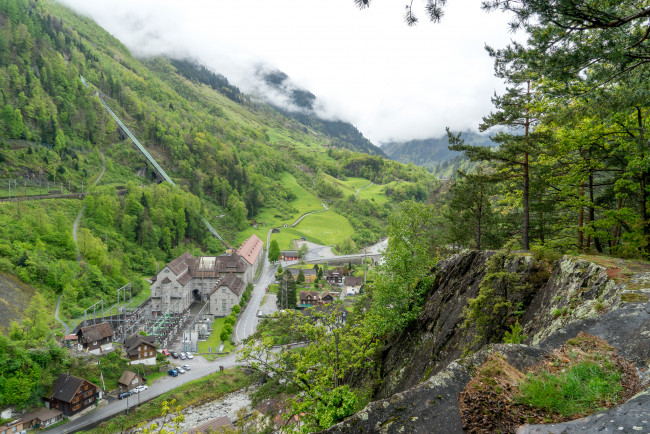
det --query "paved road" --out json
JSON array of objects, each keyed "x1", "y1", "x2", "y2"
[{"x1": 51, "y1": 352, "x2": 243, "y2": 434}]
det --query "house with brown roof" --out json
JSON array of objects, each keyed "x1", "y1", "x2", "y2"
[
  {"x1": 45, "y1": 374, "x2": 101, "y2": 417},
  {"x1": 209, "y1": 274, "x2": 245, "y2": 317},
  {"x1": 324, "y1": 268, "x2": 344, "y2": 285},
  {"x1": 123, "y1": 334, "x2": 157, "y2": 365},
  {"x1": 298, "y1": 291, "x2": 321, "y2": 307},
  {"x1": 117, "y1": 371, "x2": 145, "y2": 393},
  {"x1": 76, "y1": 322, "x2": 114, "y2": 355},
  {"x1": 288, "y1": 268, "x2": 317, "y2": 283},
  {"x1": 344, "y1": 276, "x2": 363, "y2": 295}
]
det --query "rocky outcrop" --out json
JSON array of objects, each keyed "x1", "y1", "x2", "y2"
[
  {"x1": 324, "y1": 251, "x2": 650, "y2": 433},
  {"x1": 374, "y1": 251, "x2": 545, "y2": 400}
]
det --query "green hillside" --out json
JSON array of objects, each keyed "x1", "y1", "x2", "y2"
[{"x1": 0, "y1": 0, "x2": 437, "y2": 342}]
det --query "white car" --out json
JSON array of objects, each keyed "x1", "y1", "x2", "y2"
[
  {"x1": 130, "y1": 388, "x2": 139, "y2": 394},
  {"x1": 186, "y1": 352, "x2": 194, "y2": 359},
  {"x1": 136, "y1": 385, "x2": 148, "y2": 392},
  {"x1": 177, "y1": 368, "x2": 186, "y2": 374},
  {"x1": 181, "y1": 364, "x2": 191, "y2": 371}
]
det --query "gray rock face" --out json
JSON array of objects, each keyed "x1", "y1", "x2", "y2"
[
  {"x1": 322, "y1": 251, "x2": 650, "y2": 434},
  {"x1": 374, "y1": 251, "x2": 544, "y2": 400}
]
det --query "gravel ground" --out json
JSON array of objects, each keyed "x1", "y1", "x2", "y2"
[
  {"x1": 131, "y1": 386, "x2": 255, "y2": 433},
  {"x1": 0, "y1": 271, "x2": 34, "y2": 331}
]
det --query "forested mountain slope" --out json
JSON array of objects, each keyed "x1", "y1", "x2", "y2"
[
  {"x1": 382, "y1": 130, "x2": 493, "y2": 177},
  {"x1": 0, "y1": 0, "x2": 437, "y2": 331}
]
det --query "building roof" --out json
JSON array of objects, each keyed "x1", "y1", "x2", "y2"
[
  {"x1": 166, "y1": 251, "x2": 195, "y2": 275},
  {"x1": 124, "y1": 335, "x2": 157, "y2": 356},
  {"x1": 237, "y1": 234, "x2": 263, "y2": 266},
  {"x1": 78, "y1": 322, "x2": 113, "y2": 343},
  {"x1": 48, "y1": 374, "x2": 97, "y2": 403},
  {"x1": 212, "y1": 274, "x2": 245, "y2": 297},
  {"x1": 187, "y1": 416, "x2": 234, "y2": 433},
  {"x1": 345, "y1": 276, "x2": 363, "y2": 287},
  {"x1": 21, "y1": 407, "x2": 63, "y2": 424},
  {"x1": 289, "y1": 268, "x2": 316, "y2": 276},
  {"x1": 299, "y1": 291, "x2": 320, "y2": 299},
  {"x1": 117, "y1": 371, "x2": 139, "y2": 387},
  {"x1": 282, "y1": 250, "x2": 298, "y2": 256}
]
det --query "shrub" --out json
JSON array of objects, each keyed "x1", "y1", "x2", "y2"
[
  {"x1": 503, "y1": 321, "x2": 527, "y2": 344},
  {"x1": 220, "y1": 328, "x2": 231, "y2": 342},
  {"x1": 224, "y1": 315, "x2": 235, "y2": 326},
  {"x1": 232, "y1": 304, "x2": 241, "y2": 314}
]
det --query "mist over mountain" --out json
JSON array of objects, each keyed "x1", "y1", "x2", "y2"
[
  {"x1": 382, "y1": 130, "x2": 495, "y2": 167},
  {"x1": 256, "y1": 67, "x2": 387, "y2": 157}
]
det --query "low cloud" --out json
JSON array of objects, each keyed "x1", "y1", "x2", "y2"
[{"x1": 57, "y1": 0, "x2": 517, "y2": 144}]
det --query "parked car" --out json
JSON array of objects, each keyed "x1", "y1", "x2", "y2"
[
  {"x1": 177, "y1": 368, "x2": 186, "y2": 374},
  {"x1": 185, "y1": 352, "x2": 194, "y2": 359},
  {"x1": 130, "y1": 388, "x2": 139, "y2": 394},
  {"x1": 118, "y1": 392, "x2": 132, "y2": 399},
  {"x1": 161, "y1": 349, "x2": 170, "y2": 356},
  {"x1": 168, "y1": 369, "x2": 178, "y2": 377},
  {"x1": 179, "y1": 352, "x2": 187, "y2": 360},
  {"x1": 257, "y1": 310, "x2": 263, "y2": 317},
  {"x1": 135, "y1": 385, "x2": 148, "y2": 392},
  {"x1": 181, "y1": 364, "x2": 191, "y2": 371},
  {"x1": 171, "y1": 352, "x2": 179, "y2": 359}
]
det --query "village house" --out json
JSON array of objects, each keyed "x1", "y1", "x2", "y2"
[
  {"x1": 123, "y1": 334, "x2": 157, "y2": 365},
  {"x1": 280, "y1": 250, "x2": 299, "y2": 261},
  {"x1": 45, "y1": 374, "x2": 102, "y2": 417},
  {"x1": 150, "y1": 235, "x2": 262, "y2": 316},
  {"x1": 344, "y1": 276, "x2": 364, "y2": 295},
  {"x1": 209, "y1": 274, "x2": 245, "y2": 317},
  {"x1": 0, "y1": 412, "x2": 68, "y2": 434},
  {"x1": 117, "y1": 371, "x2": 145, "y2": 393},
  {"x1": 298, "y1": 291, "x2": 321, "y2": 307},
  {"x1": 324, "y1": 268, "x2": 344, "y2": 285},
  {"x1": 288, "y1": 268, "x2": 317, "y2": 283},
  {"x1": 76, "y1": 322, "x2": 114, "y2": 355}
]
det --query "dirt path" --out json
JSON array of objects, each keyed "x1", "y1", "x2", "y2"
[
  {"x1": 56, "y1": 152, "x2": 106, "y2": 334},
  {"x1": 355, "y1": 182, "x2": 373, "y2": 197}
]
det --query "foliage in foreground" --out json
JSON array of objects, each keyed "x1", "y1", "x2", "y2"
[{"x1": 239, "y1": 305, "x2": 377, "y2": 431}]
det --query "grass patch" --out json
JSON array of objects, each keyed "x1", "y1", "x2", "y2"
[
  {"x1": 517, "y1": 360, "x2": 622, "y2": 416},
  {"x1": 620, "y1": 292, "x2": 649, "y2": 303},
  {"x1": 198, "y1": 317, "x2": 233, "y2": 354},
  {"x1": 89, "y1": 367, "x2": 254, "y2": 433},
  {"x1": 459, "y1": 333, "x2": 642, "y2": 433}
]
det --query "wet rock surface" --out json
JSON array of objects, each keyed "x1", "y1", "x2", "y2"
[{"x1": 322, "y1": 252, "x2": 650, "y2": 434}]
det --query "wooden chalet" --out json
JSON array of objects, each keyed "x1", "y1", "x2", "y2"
[
  {"x1": 117, "y1": 371, "x2": 145, "y2": 393},
  {"x1": 45, "y1": 374, "x2": 101, "y2": 417},
  {"x1": 76, "y1": 322, "x2": 114, "y2": 355},
  {"x1": 123, "y1": 334, "x2": 157, "y2": 365}
]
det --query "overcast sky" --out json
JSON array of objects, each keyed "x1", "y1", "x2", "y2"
[{"x1": 58, "y1": 0, "x2": 518, "y2": 144}]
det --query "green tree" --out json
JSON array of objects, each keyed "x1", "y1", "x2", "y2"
[
  {"x1": 297, "y1": 268, "x2": 305, "y2": 284},
  {"x1": 268, "y1": 239, "x2": 280, "y2": 263},
  {"x1": 298, "y1": 243, "x2": 308, "y2": 259},
  {"x1": 239, "y1": 306, "x2": 377, "y2": 430},
  {"x1": 368, "y1": 201, "x2": 438, "y2": 335}
]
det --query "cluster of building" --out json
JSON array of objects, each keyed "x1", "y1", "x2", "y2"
[
  {"x1": 149, "y1": 235, "x2": 263, "y2": 318},
  {"x1": 287, "y1": 265, "x2": 364, "y2": 308}
]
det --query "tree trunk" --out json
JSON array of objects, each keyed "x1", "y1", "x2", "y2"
[
  {"x1": 523, "y1": 151, "x2": 530, "y2": 251},
  {"x1": 589, "y1": 172, "x2": 602, "y2": 253},
  {"x1": 578, "y1": 182, "x2": 585, "y2": 251}
]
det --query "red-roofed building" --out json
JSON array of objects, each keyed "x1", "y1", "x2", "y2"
[{"x1": 237, "y1": 234, "x2": 264, "y2": 273}]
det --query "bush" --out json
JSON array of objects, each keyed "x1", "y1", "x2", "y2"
[
  {"x1": 232, "y1": 304, "x2": 241, "y2": 314},
  {"x1": 220, "y1": 328, "x2": 231, "y2": 342},
  {"x1": 224, "y1": 315, "x2": 235, "y2": 326}
]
